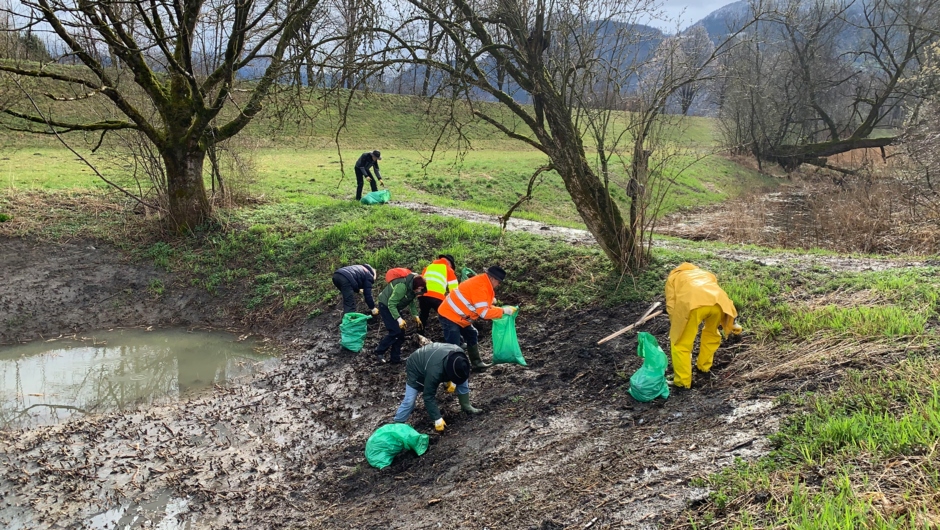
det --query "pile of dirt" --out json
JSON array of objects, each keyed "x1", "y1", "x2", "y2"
[{"x1": 0, "y1": 236, "x2": 789, "y2": 529}]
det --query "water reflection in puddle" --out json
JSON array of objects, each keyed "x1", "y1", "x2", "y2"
[
  {"x1": 87, "y1": 490, "x2": 194, "y2": 530},
  {"x1": 0, "y1": 328, "x2": 279, "y2": 429}
]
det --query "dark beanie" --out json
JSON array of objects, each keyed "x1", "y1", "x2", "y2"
[
  {"x1": 412, "y1": 275, "x2": 427, "y2": 291},
  {"x1": 439, "y1": 254, "x2": 456, "y2": 269},
  {"x1": 443, "y1": 349, "x2": 470, "y2": 385},
  {"x1": 486, "y1": 265, "x2": 506, "y2": 282}
]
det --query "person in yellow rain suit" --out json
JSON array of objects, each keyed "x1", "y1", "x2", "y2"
[{"x1": 665, "y1": 263, "x2": 742, "y2": 389}]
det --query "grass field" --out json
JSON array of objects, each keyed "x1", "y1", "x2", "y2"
[{"x1": 0, "y1": 88, "x2": 777, "y2": 227}]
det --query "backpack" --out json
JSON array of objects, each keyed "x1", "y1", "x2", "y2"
[{"x1": 385, "y1": 267, "x2": 412, "y2": 283}]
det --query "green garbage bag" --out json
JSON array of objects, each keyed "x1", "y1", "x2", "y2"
[
  {"x1": 628, "y1": 332, "x2": 670, "y2": 402},
  {"x1": 360, "y1": 189, "x2": 391, "y2": 205},
  {"x1": 492, "y1": 308, "x2": 526, "y2": 366},
  {"x1": 365, "y1": 423, "x2": 430, "y2": 470},
  {"x1": 459, "y1": 267, "x2": 476, "y2": 282},
  {"x1": 340, "y1": 312, "x2": 371, "y2": 352}
]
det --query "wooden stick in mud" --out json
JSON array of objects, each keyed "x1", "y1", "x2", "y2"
[{"x1": 597, "y1": 307, "x2": 664, "y2": 345}]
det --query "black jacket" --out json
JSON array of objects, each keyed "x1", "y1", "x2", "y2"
[
  {"x1": 354, "y1": 152, "x2": 382, "y2": 180},
  {"x1": 336, "y1": 264, "x2": 376, "y2": 309}
]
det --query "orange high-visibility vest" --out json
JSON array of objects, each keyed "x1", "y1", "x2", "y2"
[
  {"x1": 421, "y1": 258, "x2": 459, "y2": 301},
  {"x1": 438, "y1": 273, "x2": 505, "y2": 327}
]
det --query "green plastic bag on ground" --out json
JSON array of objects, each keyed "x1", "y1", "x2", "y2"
[
  {"x1": 360, "y1": 189, "x2": 391, "y2": 205},
  {"x1": 365, "y1": 423, "x2": 430, "y2": 470},
  {"x1": 492, "y1": 308, "x2": 526, "y2": 366},
  {"x1": 340, "y1": 312, "x2": 371, "y2": 352},
  {"x1": 460, "y1": 267, "x2": 476, "y2": 282},
  {"x1": 628, "y1": 332, "x2": 670, "y2": 402}
]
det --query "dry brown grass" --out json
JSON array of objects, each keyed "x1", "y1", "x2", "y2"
[
  {"x1": 660, "y1": 172, "x2": 940, "y2": 255},
  {"x1": 0, "y1": 188, "x2": 164, "y2": 243}
]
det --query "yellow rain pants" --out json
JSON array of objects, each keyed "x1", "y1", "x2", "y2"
[{"x1": 669, "y1": 304, "x2": 723, "y2": 389}]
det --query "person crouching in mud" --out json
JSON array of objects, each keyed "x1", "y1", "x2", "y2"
[{"x1": 393, "y1": 342, "x2": 481, "y2": 432}]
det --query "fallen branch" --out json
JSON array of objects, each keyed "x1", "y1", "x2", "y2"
[{"x1": 597, "y1": 303, "x2": 663, "y2": 345}]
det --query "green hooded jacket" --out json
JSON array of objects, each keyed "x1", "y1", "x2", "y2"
[{"x1": 378, "y1": 272, "x2": 420, "y2": 319}]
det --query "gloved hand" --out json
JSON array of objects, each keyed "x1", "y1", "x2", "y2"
[
  {"x1": 358, "y1": 289, "x2": 364, "y2": 294},
  {"x1": 445, "y1": 382, "x2": 456, "y2": 393},
  {"x1": 731, "y1": 323, "x2": 743, "y2": 335},
  {"x1": 434, "y1": 418, "x2": 446, "y2": 432},
  {"x1": 397, "y1": 317, "x2": 406, "y2": 329},
  {"x1": 502, "y1": 306, "x2": 516, "y2": 315},
  {"x1": 371, "y1": 307, "x2": 379, "y2": 316},
  {"x1": 414, "y1": 316, "x2": 422, "y2": 326}
]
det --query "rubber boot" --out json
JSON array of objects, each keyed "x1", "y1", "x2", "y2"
[
  {"x1": 467, "y1": 344, "x2": 491, "y2": 372},
  {"x1": 458, "y1": 393, "x2": 482, "y2": 414}
]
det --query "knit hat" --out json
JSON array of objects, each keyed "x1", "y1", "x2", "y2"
[
  {"x1": 486, "y1": 265, "x2": 506, "y2": 282},
  {"x1": 411, "y1": 275, "x2": 427, "y2": 292},
  {"x1": 439, "y1": 254, "x2": 456, "y2": 270},
  {"x1": 443, "y1": 349, "x2": 470, "y2": 385}
]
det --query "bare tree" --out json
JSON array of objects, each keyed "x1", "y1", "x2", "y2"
[
  {"x1": 0, "y1": 0, "x2": 328, "y2": 230},
  {"x1": 719, "y1": 0, "x2": 939, "y2": 173},
  {"x1": 370, "y1": 0, "x2": 718, "y2": 270}
]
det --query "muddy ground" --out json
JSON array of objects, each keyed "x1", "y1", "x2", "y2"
[{"x1": 1, "y1": 235, "x2": 853, "y2": 529}]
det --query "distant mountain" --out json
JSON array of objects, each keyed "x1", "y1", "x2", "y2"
[
  {"x1": 692, "y1": 0, "x2": 751, "y2": 41},
  {"x1": 691, "y1": 0, "x2": 868, "y2": 45},
  {"x1": 385, "y1": 21, "x2": 664, "y2": 104}
]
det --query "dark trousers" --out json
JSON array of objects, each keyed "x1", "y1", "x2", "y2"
[
  {"x1": 418, "y1": 296, "x2": 443, "y2": 327},
  {"x1": 439, "y1": 315, "x2": 478, "y2": 348},
  {"x1": 332, "y1": 272, "x2": 357, "y2": 314},
  {"x1": 355, "y1": 167, "x2": 378, "y2": 200},
  {"x1": 375, "y1": 304, "x2": 405, "y2": 362}
]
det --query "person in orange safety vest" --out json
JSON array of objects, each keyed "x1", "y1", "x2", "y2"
[
  {"x1": 437, "y1": 265, "x2": 516, "y2": 372},
  {"x1": 417, "y1": 254, "x2": 459, "y2": 335}
]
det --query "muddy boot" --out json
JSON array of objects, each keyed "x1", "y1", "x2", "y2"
[
  {"x1": 466, "y1": 344, "x2": 491, "y2": 372},
  {"x1": 458, "y1": 393, "x2": 482, "y2": 414}
]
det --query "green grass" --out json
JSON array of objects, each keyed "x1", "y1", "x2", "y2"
[
  {"x1": 687, "y1": 359, "x2": 940, "y2": 529},
  {"x1": 2, "y1": 144, "x2": 776, "y2": 227}
]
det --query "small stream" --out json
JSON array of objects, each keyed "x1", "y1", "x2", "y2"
[{"x1": 0, "y1": 328, "x2": 279, "y2": 430}]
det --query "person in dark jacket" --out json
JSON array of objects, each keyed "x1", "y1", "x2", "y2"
[
  {"x1": 393, "y1": 342, "x2": 480, "y2": 432},
  {"x1": 374, "y1": 272, "x2": 426, "y2": 364},
  {"x1": 332, "y1": 264, "x2": 378, "y2": 315},
  {"x1": 354, "y1": 150, "x2": 383, "y2": 200}
]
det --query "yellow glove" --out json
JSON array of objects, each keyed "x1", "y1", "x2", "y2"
[
  {"x1": 445, "y1": 382, "x2": 456, "y2": 393},
  {"x1": 731, "y1": 323, "x2": 743, "y2": 335},
  {"x1": 371, "y1": 307, "x2": 379, "y2": 316},
  {"x1": 397, "y1": 317, "x2": 406, "y2": 329},
  {"x1": 434, "y1": 418, "x2": 446, "y2": 432},
  {"x1": 414, "y1": 316, "x2": 422, "y2": 326},
  {"x1": 502, "y1": 306, "x2": 517, "y2": 315}
]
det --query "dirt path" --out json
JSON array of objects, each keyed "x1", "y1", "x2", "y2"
[
  {"x1": 397, "y1": 201, "x2": 935, "y2": 273},
  {"x1": 0, "y1": 236, "x2": 797, "y2": 529}
]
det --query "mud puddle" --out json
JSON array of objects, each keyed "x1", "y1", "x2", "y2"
[{"x1": 0, "y1": 328, "x2": 278, "y2": 429}]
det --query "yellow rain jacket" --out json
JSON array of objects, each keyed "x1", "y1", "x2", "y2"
[{"x1": 665, "y1": 263, "x2": 737, "y2": 341}]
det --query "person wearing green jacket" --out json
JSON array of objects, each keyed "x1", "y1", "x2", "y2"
[
  {"x1": 393, "y1": 342, "x2": 480, "y2": 432},
  {"x1": 374, "y1": 272, "x2": 427, "y2": 364}
]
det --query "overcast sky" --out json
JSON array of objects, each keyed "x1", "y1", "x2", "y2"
[{"x1": 655, "y1": 0, "x2": 734, "y2": 30}]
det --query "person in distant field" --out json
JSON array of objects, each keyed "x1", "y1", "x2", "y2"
[
  {"x1": 374, "y1": 272, "x2": 427, "y2": 364},
  {"x1": 437, "y1": 265, "x2": 516, "y2": 372},
  {"x1": 418, "y1": 254, "x2": 459, "y2": 335},
  {"x1": 354, "y1": 150, "x2": 383, "y2": 200},
  {"x1": 665, "y1": 263, "x2": 743, "y2": 389},
  {"x1": 332, "y1": 264, "x2": 378, "y2": 316},
  {"x1": 393, "y1": 342, "x2": 480, "y2": 432}
]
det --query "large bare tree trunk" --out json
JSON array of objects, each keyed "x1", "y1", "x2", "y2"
[
  {"x1": 163, "y1": 146, "x2": 210, "y2": 231},
  {"x1": 538, "y1": 92, "x2": 635, "y2": 268}
]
